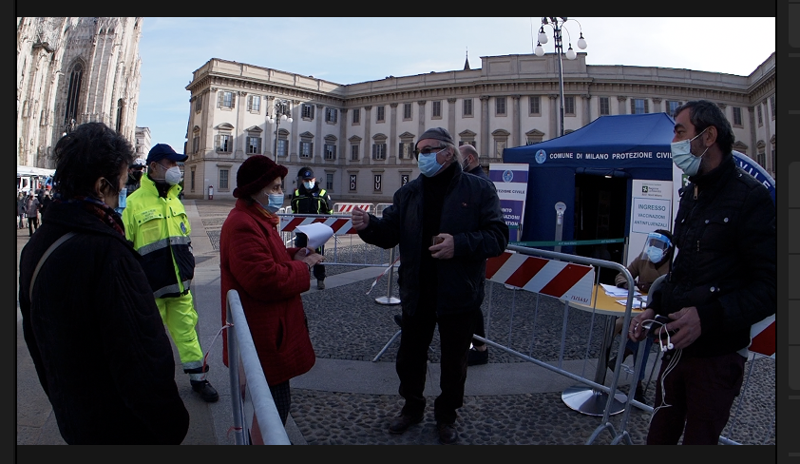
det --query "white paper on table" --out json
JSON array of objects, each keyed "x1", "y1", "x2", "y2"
[
  {"x1": 615, "y1": 298, "x2": 647, "y2": 309},
  {"x1": 600, "y1": 283, "x2": 643, "y2": 297},
  {"x1": 294, "y1": 223, "x2": 334, "y2": 250}
]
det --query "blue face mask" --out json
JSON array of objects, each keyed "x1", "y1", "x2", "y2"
[
  {"x1": 259, "y1": 193, "x2": 284, "y2": 213},
  {"x1": 303, "y1": 181, "x2": 314, "y2": 190},
  {"x1": 417, "y1": 148, "x2": 446, "y2": 177},
  {"x1": 645, "y1": 246, "x2": 665, "y2": 263},
  {"x1": 670, "y1": 128, "x2": 708, "y2": 176}
]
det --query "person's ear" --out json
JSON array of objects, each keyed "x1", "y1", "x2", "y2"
[
  {"x1": 704, "y1": 125, "x2": 718, "y2": 147},
  {"x1": 94, "y1": 177, "x2": 109, "y2": 200}
]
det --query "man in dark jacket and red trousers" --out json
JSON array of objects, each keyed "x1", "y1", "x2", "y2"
[
  {"x1": 351, "y1": 127, "x2": 509, "y2": 445},
  {"x1": 628, "y1": 100, "x2": 776, "y2": 445}
]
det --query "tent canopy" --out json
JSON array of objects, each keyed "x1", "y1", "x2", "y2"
[{"x1": 502, "y1": 113, "x2": 676, "y2": 248}]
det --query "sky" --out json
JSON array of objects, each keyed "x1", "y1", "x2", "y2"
[{"x1": 135, "y1": 17, "x2": 776, "y2": 153}]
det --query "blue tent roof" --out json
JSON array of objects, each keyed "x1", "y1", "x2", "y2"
[
  {"x1": 501, "y1": 113, "x2": 676, "y2": 245},
  {"x1": 503, "y1": 113, "x2": 676, "y2": 170}
]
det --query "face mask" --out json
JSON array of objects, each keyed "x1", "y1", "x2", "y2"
[
  {"x1": 417, "y1": 148, "x2": 446, "y2": 177},
  {"x1": 257, "y1": 193, "x2": 284, "y2": 213},
  {"x1": 303, "y1": 181, "x2": 314, "y2": 190},
  {"x1": 164, "y1": 166, "x2": 183, "y2": 186},
  {"x1": 670, "y1": 128, "x2": 708, "y2": 176},
  {"x1": 645, "y1": 246, "x2": 665, "y2": 263}
]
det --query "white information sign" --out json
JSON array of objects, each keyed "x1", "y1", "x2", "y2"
[{"x1": 627, "y1": 179, "x2": 672, "y2": 266}]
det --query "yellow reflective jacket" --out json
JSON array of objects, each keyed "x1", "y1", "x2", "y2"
[{"x1": 122, "y1": 175, "x2": 194, "y2": 298}]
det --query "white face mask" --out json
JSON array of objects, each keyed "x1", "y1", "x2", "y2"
[
  {"x1": 303, "y1": 180, "x2": 314, "y2": 190},
  {"x1": 670, "y1": 128, "x2": 708, "y2": 176},
  {"x1": 164, "y1": 166, "x2": 183, "y2": 186}
]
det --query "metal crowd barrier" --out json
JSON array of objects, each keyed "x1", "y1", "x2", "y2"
[
  {"x1": 226, "y1": 289, "x2": 291, "y2": 445},
  {"x1": 478, "y1": 244, "x2": 757, "y2": 445},
  {"x1": 475, "y1": 244, "x2": 641, "y2": 444}
]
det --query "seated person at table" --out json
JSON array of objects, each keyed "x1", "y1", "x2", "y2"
[{"x1": 609, "y1": 230, "x2": 674, "y2": 402}]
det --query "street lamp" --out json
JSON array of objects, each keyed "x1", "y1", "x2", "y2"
[
  {"x1": 267, "y1": 98, "x2": 293, "y2": 162},
  {"x1": 534, "y1": 17, "x2": 587, "y2": 137}
]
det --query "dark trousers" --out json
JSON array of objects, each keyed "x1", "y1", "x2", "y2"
[
  {"x1": 396, "y1": 306, "x2": 478, "y2": 425},
  {"x1": 647, "y1": 351, "x2": 746, "y2": 445},
  {"x1": 269, "y1": 380, "x2": 291, "y2": 426},
  {"x1": 27, "y1": 216, "x2": 39, "y2": 235}
]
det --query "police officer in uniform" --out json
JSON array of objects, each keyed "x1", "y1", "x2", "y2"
[{"x1": 291, "y1": 167, "x2": 332, "y2": 290}]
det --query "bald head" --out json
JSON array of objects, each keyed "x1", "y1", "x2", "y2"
[{"x1": 459, "y1": 144, "x2": 479, "y2": 171}]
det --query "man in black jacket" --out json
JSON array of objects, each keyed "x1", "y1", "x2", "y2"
[
  {"x1": 628, "y1": 100, "x2": 776, "y2": 445},
  {"x1": 351, "y1": 127, "x2": 509, "y2": 444},
  {"x1": 459, "y1": 143, "x2": 492, "y2": 366}
]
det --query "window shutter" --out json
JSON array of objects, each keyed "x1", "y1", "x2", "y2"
[
  {"x1": 630, "y1": 99, "x2": 635, "y2": 114},
  {"x1": 310, "y1": 142, "x2": 314, "y2": 155},
  {"x1": 215, "y1": 134, "x2": 220, "y2": 151},
  {"x1": 645, "y1": 100, "x2": 649, "y2": 113},
  {"x1": 230, "y1": 94, "x2": 235, "y2": 109},
  {"x1": 372, "y1": 144, "x2": 377, "y2": 159},
  {"x1": 218, "y1": 92, "x2": 223, "y2": 108}
]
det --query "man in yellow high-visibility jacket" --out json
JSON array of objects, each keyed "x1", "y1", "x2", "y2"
[{"x1": 122, "y1": 143, "x2": 218, "y2": 402}]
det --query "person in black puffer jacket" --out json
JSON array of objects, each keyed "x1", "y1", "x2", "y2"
[{"x1": 628, "y1": 100, "x2": 775, "y2": 445}]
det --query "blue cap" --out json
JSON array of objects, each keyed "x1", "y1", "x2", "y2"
[{"x1": 146, "y1": 143, "x2": 188, "y2": 164}]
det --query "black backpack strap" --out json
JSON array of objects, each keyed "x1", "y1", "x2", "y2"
[{"x1": 29, "y1": 232, "x2": 76, "y2": 303}]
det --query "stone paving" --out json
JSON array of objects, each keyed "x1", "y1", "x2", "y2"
[{"x1": 198, "y1": 200, "x2": 776, "y2": 446}]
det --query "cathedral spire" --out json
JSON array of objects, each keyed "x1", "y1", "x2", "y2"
[{"x1": 464, "y1": 47, "x2": 471, "y2": 71}]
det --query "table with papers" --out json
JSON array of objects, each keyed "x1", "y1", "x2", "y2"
[{"x1": 559, "y1": 283, "x2": 648, "y2": 416}]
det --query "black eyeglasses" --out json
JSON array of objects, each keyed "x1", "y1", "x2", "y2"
[{"x1": 413, "y1": 145, "x2": 446, "y2": 157}]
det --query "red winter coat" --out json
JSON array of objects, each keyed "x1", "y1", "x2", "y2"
[{"x1": 220, "y1": 198, "x2": 315, "y2": 386}]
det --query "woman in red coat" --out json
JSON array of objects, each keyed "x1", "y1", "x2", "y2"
[{"x1": 220, "y1": 155, "x2": 324, "y2": 425}]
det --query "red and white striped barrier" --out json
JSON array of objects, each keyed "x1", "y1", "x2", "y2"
[
  {"x1": 279, "y1": 214, "x2": 357, "y2": 235},
  {"x1": 333, "y1": 203, "x2": 373, "y2": 214},
  {"x1": 486, "y1": 251, "x2": 595, "y2": 304},
  {"x1": 747, "y1": 314, "x2": 775, "y2": 357}
]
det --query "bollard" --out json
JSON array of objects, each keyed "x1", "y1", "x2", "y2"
[{"x1": 374, "y1": 247, "x2": 400, "y2": 305}]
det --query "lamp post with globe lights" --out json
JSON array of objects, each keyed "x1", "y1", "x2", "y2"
[
  {"x1": 534, "y1": 17, "x2": 587, "y2": 137},
  {"x1": 267, "y1": 98, "x2": 293, "y2": 162}
]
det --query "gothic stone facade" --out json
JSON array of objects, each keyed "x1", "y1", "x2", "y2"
[{"x1": 16, "y1": 17, "x2": 143, "y2": 169}]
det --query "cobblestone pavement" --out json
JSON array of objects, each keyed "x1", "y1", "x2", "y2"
[{"x1": 195, "y1": 200, "x2": 775, "y2": 446}]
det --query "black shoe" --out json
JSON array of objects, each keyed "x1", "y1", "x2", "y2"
[
  {"x1": 467, "y1": 347, "x2": 488, "y2": 366},
  {"x1": 634, "y1": 384, "x2": 645, "y2": 403},
  {"x1": 317, "y1": 279, "x2": 325, "y2": 290},
  {"x1": 388, "y1": 412, "x2": 423, "y2": 434},
  {"x1": 436, "y1": 422, "x2": 458, "y2": 445},
  {"x1": 393, "y1": 314, "x2": 403, "y2": 328},
  {"x1": 191, "y1": 380, "x2": 219, "y2": 403}
]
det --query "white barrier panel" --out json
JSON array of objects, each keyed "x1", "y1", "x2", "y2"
[
  {"x1": 226, "y1": 290, "x2": 291, "y2": 445},
  {"x1": 279, "y1": 214, "x2": 358, "y2": 235},
  {"x1": 333, "y1": 203, "x2": 374, "y2": 214},
  {"x1": 486, "y1": 250, "x2": 594, "y2": 304}
]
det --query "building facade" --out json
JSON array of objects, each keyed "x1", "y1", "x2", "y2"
[
  {"x1": 182, "y1": 53, "x2": 775, "y2": 203},
  {"x1": 16, "y1": 17, "x2": 143, "y2": 170}
]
